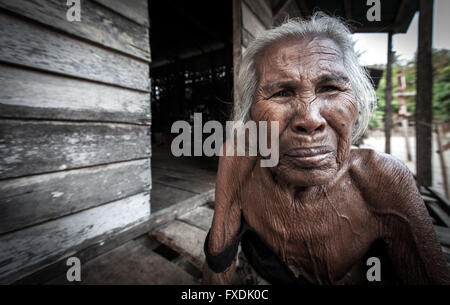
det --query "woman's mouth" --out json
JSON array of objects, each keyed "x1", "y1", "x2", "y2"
[{"x1": 284, "y1": 146, "x2": 334, "y2": 167}]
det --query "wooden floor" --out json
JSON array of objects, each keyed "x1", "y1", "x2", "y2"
[
  {"x1": 42, "y1": 148, "x2": 450, "y2": 284},
  {"x1": 44, "y1": 147, "x2": 218, "y2": 285},
  {"x1": 45, "y1": 203, "x2": 215, "y2": 285},
  {"x1": 151, "y1": 146, "x2": 217, "y2": 212}
]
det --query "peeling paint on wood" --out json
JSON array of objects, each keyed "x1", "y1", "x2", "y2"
[
  {"x1": 0, "y1": 12, "x2": 150, "y2": 91},
  {"x1": 0, "y1": 120, "x2": 151, "y2": 179},
  {"x1": 0, "y1": 0, "x2": 150, "y2": 61},
  {"x1": 0, "y1": 159, "x2": 151, "y2": 234},
  {"x1": 0, "y1": 192, "x2": 151, "y2": 283},
  {"x1": 0, "y1": 64, "x2": 151, "y2": 124},
  {"x1": 93, "y1": 0, "x2": 150, "y2": 27}
]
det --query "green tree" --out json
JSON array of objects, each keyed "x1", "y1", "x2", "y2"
[{"x1": 368, "y1": 48, "x2": 450, "y2": 130}]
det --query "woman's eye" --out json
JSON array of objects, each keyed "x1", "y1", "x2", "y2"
[
  {"x1": 272, "y1": 90, "x2": 290, "y2": 98},
  {"x1": 319, "y1": 85, "x2": 340, "y2": 93}
]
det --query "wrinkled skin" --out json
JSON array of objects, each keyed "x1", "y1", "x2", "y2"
[{"x1": 202, "y1": 37, "x2": 450, "y2": 284}]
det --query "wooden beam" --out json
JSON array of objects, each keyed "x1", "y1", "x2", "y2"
[
  {"x1": 344, "y1": 0, "x2": 352, "y2": 21},
  {"x1": 232, "y1": 0, "x2": 243, "y2": 108},
  {"x1": 272, "y1": 0, "x2": 293, "y2": 22},
  {"x1": 385, "y1": 32, "x2": 394, "y2": 154},
  {"x1": 295, "y1": 0, "x2": 310, "y2": 17},
  {"x1": 0, "y1": 12, "x2": 150, "y2": 92},
  {"x1": 416, "y1": 0, "x2": 434, "y2": 186},
  {"x1": 394, "y1": 0, "x2": 409, "y2": 29}
]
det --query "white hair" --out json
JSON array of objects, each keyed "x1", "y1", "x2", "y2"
[{"x1": 234, "y1": 13, "x2": 377, "y2": 144}]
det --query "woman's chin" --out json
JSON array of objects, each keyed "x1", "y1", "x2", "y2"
[{"x1": 272, "y1": 163, "x2": 338, "y2": 187}]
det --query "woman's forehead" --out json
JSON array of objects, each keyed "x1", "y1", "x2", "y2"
[{"x1": 255, "y1": 36, "x2": 346, "y2": 82}]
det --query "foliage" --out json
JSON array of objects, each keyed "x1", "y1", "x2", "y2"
[{"x1": 368, "y1": 49, "x2": 450, "y2": 129}]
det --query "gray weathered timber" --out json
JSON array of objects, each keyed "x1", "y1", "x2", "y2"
[
  {"x1": 0, "y1": 12, "x2": 149, "y2": 91},
  {"x1": 435, "y1": 226, "x2": 450, "y2": 247},
  {"x1": 416, "y1": 0, "x2": 434, "y2": 186},
  {"x1": 151, "y1": 220, "x2": 207, "y2": 271},
  {"x1": 178, "y1": 206, "x2": 214, "y2": 231},
  {"x1": 242, "y1": 1, "x2": 266, "y2": 42},
  {"x1": 0, "y1": 159, "x2": 151, "y2": 234},
  {"x1": 151, "y1": 182, "x2": 197, "y2": 212},
  {"x1": 243, "y1": 0, "x2": 273, "y2": 28},
  {"x1": 94, "y1": 0, "x2": 149, "y2": 26},
  {"x1": 78, "y1": 238, "x2": 197, "y2": 285},
  {"x1": 0, "y1": 65, "x2": 150, "y2": 124},
  {"x1": 241, "y1": 28, "x2": 254, "y2": 48},
  {"x1": 0, "y1": 0, "x2": 150, "y2": 61},
  {"x1": 0, "y1": 120, "x2": 151, "y2": 179},
  {"x1": 0, "y1": 192, "x2": 151, "y2": 284},
  {"x1": 14, "y1": 190, "x2": 215, "y2": 284}
]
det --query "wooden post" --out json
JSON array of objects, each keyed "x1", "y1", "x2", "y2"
[
  {"x1": 232, "y1": 0, "x2": 242, "y2": 110},
  {"x1": 385, "y1": 32, "x2": 393, "y2": 154},
  {"x1": 416, "y1": 0, "x2": 434, "y2": 187},
  {"x1": 435, "y1": 124, "x2": 449, "y2": 198},
  {"x1": 397, "y1": 71, "x2": 412, "y2": 161}
]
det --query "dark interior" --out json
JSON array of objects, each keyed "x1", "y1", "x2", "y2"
[{"x1": 149, "y1": 0, "x2": 233, "y2": 149}]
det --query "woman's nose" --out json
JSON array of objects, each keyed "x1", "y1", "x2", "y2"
[{"x1": 290, "y1": 107, "x2": 326, "y2": 135}]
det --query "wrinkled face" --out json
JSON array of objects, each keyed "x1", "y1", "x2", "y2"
[{"x1": 251, "y1": 36, "x2": 358, "y2": 186}]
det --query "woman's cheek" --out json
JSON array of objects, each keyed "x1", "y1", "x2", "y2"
[
  {"x1": 322, "y1": 96, "x2": 358, "y2": 138},
  {"x1": 251, "y1": 101, "x2": 292, "y2": 135}
]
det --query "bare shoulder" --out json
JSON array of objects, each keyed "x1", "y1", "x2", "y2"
[{"x1": 348, "y1": 148, "x2": 420, "y2": 212}]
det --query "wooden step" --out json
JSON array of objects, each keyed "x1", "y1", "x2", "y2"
[
  {"x1": 150, "y1": 205, "x2": 214, "y2": 271},
  {"x1": 179, "y1": 205, "x2": 214, "y2": 231},
  {"x1": 46, "y1": 236, "x2": 198, "y2": 285}
]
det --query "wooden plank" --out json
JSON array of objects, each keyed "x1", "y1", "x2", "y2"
[
  {"x1": 150, "y1": 189, "x2": 215, "y2": 225},
  {"x1": 0, "y1": 0, "x2": 150, "y2": 61},
  {"x1": 0, "y1": 12, "x2": 150, "y2": 91},
  {"x1": 0, "y1": 192, "x2": 150, "y2": 283},
  {"x1": 0, "y1": 65, "x2": 150, "y2": 124},
  {"x1": 178, "y1": 206, "x2": 214, "y2": 231},
  {"x1": 46, "y1": 236, "x2": 197, "y2": 284},
  {"x1": 80, "y1": 243, "x2": 197, "y2": 285},
  {"x1": 14, "y1": 190, "x2": 215, "y2": 284},
  {"x1": 241, "y1": 1, "x2": 267, "y2": 40},
  {"x1": 15, "y1": 220, "x2": 159, "y2": 284},
  {"x1": 233, "y1": 0, "x2": 243, "y2": 106},
  {"x1": 241, "y1": 28, "x2": 254, "y2": 48},
  {"x1": 151, "y1": 220, "x2": 207, "y2": 271},
  {"x1": 385, "y1": 32, "x2": 393, "y2": 154},
  {"x1": 435, "y1": 226, "x2": 450, "y2": 247},
  {"x1": 427, "y1": 201, "x2": 450, "y2": 228},
  {"x1": 426, "y1": 186, "x2": 450, "y2": 215},
  {"x1": 0, "y1": 159, "x2": 151, "y2": 234},
  {"x1": 243, "y1": 0, "x2": 273, "y2": 28},
  {"x1": 94, "y1": 0, "x2": 149, "y2": 26},
  {"x1": 0, "y1": 120, "x2": 151, "y2": 179},
  {"x1": 272, "y1": 0, "x2": 292, "y2": 22},
  {"x1": 151, "y1": 182, "x2": 198, "y2": 213},
  {"x1": 415, "y1": 0, "x2": 434, "y2": 186},
  {"x1": 152, "y1": 167, "x2": 216, "y2": 195}
]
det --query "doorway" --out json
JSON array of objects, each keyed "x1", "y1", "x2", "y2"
[{"x1": 149, "y1": 0, "x2": 233, "y2": 212}]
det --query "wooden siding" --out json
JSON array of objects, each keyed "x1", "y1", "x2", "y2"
[
  {"x1": 0, "y1": 64, "x2": 151, "y2": 124},
  {"x1": 0, "y1": 192, "x2": 151, "y2": 283},
  {"x1": 0, "y1": 0, "x2": 151, "y2": 283}
]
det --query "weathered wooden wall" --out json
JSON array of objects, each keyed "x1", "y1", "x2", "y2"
[
  {"x1": 233, "y1": 0, "x2": 273, "y2": 104},
  {"x1": 0, "y1": 0, "x2": 151, "y2": 283}
]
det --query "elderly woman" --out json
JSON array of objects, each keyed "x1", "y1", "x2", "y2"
[{"x1": 202, "y1": 14, "x2": 450, "y2": 285}]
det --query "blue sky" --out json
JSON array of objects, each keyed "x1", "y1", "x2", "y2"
[{"x1": 353, "y1": 0, "x2": 450, "y2": 65}]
